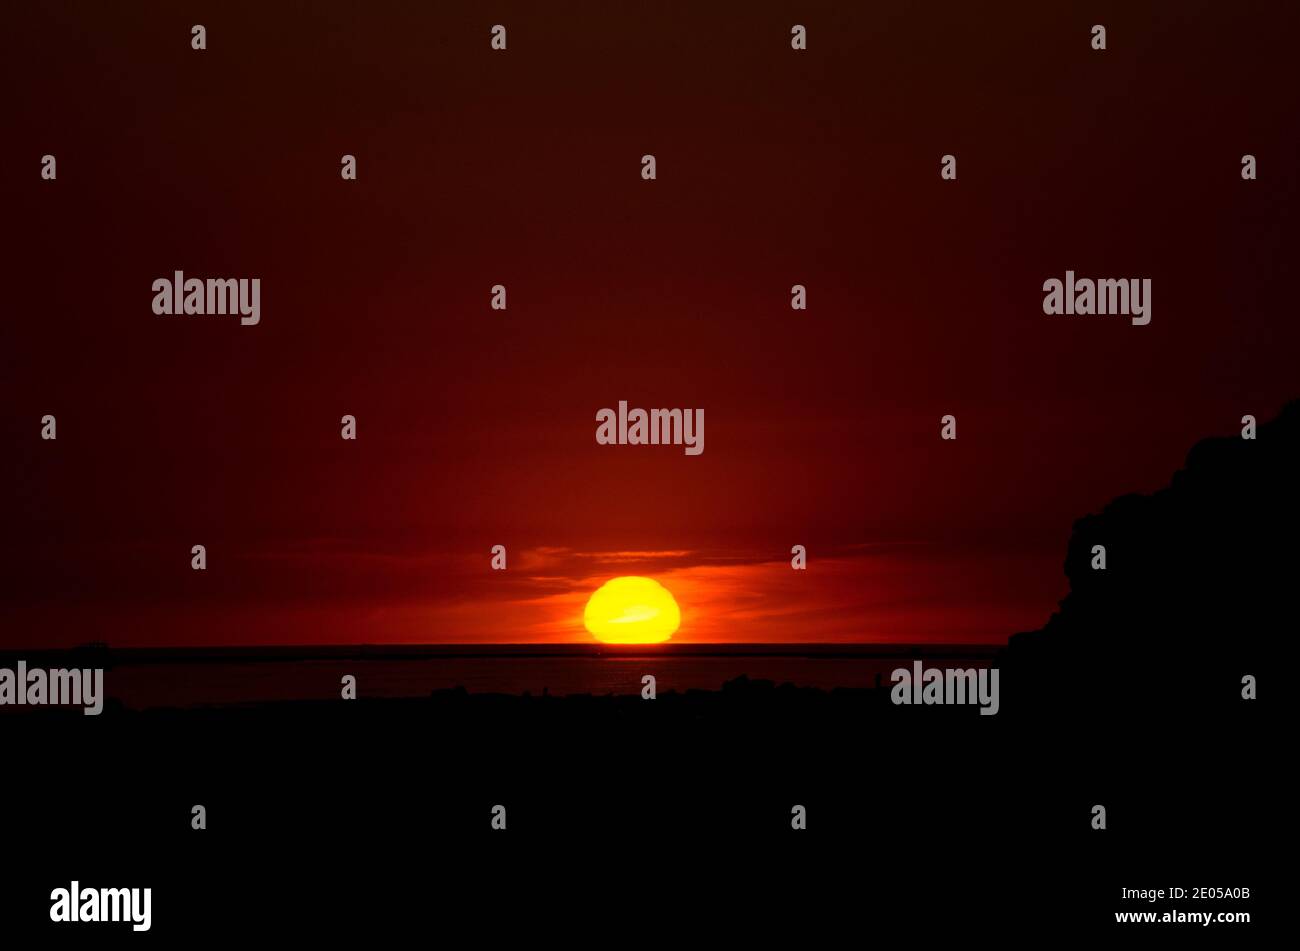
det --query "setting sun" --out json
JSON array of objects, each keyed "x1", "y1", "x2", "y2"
[{"x1": 583, "y1": 576, "x2": 681, "y2": 644}]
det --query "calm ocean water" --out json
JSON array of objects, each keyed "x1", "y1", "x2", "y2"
[{"x1": 74, "y1": 644, "x2": 1002, "y2": 709}]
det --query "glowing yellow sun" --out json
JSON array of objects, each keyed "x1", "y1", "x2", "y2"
[{"x1": 583, "y1": 576, "x2": 681, "y2": 644}]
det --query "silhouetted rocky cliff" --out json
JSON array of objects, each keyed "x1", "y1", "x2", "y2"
[{"x1": 1006, "y1": 401, "x2": 1294, "y2": 720}]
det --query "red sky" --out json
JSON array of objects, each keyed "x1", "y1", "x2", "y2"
[{"x1": 2, "y1": 1, "x2": 1297, "y2": 646}]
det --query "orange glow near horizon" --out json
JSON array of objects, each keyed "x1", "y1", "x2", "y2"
[{"x1": 583, "y1": 576, "x2": 681, "y2": 644}]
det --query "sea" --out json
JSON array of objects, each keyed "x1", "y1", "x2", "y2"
[{"x1": 7, "y1": 643, "x2": 1002, "y2": 710}]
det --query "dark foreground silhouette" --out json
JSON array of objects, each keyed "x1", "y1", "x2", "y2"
[{"x1": 4, "y1": 405, "x2": 1290, "y2": 939}]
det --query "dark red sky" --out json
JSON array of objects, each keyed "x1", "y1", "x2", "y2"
[{"x1": 3, "y1": 1, "x2": 1297, "y2": 646}]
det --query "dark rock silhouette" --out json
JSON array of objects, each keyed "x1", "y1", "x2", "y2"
[{"x1": 1004, "y1": 400, "x2": 1293, "y2": 723}]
